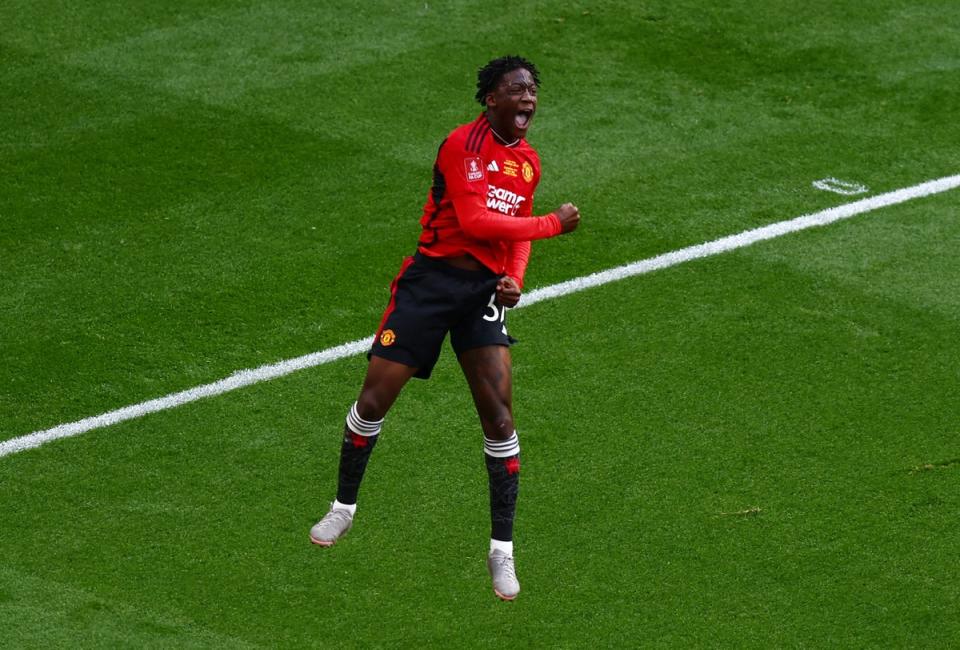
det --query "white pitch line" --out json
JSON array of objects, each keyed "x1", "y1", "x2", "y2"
[
  {"x1": 522, "y1": 173, "x2": 960, "y2": 307},
  {"x1": 3, "y1": 173, "x2": 959, "y2": 459}
]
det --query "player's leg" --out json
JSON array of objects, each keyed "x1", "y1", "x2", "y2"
[
  {"x1": 339, "y1": 356, "x2": 419, "y2": 505},
  {"x1": 458, "y1": 345, "x2": 522, "y2": 600},
  {"x1": 312, "y1": 254, "x2": 448, "y2": 546},
  {"x1": 459, "y1": 344, "x2": 515, "y2": 441},
  {"x1": 310, "y1": 356, "x2": 418, "y2": 546}
]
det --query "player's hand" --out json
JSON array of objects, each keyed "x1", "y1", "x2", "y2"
[
  {"x1": 497, "y1": 276, "x2": 522, "y2": 308},
  {"x1": 555, "y1": 203, "x2": 581, "y2": 234}
]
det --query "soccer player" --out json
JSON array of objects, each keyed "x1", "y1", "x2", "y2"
[{"x1": 310, "y1": 55, "x2": 580, "y2": 601}]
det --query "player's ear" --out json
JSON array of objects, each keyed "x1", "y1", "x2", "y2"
[{"x1": 485, "y1": 93, "x2": 496, "y2": 108}]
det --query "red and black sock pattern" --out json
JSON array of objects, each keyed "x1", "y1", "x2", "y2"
[
  {"x1": 336, "y1": 402, "x2": 383, "y2": 505},
  {"x1": 484, "y1": 432, "x2": 520, "y2": 542}
]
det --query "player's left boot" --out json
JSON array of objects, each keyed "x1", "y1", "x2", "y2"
[{"x1": 487, "y1": 549, "x2": 520, "y2": 600}]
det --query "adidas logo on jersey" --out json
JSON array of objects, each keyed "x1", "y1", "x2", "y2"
[{"x1": 487, "y1": 160, "x2": 500, "y2": 172}]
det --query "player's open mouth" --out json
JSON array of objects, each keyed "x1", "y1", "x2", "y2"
[{"x1": 514, "y1": 109, "x2": 534, "y2": 130}]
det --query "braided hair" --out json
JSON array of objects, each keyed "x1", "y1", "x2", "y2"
[{"x1": 475, "y1": 55, "x2": 541, "y2": 106}]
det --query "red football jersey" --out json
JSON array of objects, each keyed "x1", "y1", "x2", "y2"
[{"x1": 416, "y1": 114, "x2": 561, "y2": 288}]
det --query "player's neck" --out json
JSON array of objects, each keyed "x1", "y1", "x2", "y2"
[{"x1": 484, "y1": 113, "x2": 520, "y2": 147}]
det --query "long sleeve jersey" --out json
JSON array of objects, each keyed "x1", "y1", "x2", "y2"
[{"x1": 416, "y1": 113, "x2": 561, "y2": 288}]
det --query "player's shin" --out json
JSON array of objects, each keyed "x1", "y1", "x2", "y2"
[
  {"x1": 336, "y1": 401, "x2": 384, "y2": 506},
  {"x1": 484, "y1": 431, "x2": 520, "y2": 553}
]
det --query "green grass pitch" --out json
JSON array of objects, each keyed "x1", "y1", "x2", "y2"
[{"x1": 2, "y1": 1, "x2": 959, "y2": 646}]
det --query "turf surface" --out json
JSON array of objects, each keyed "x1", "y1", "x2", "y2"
[{"x1": 2, "y1": 1, "x2": 959, "y2": 646}]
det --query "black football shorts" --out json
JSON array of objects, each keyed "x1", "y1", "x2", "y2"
[{"x1": 369, "y1": 252, "x2": 513, "y2": 379}]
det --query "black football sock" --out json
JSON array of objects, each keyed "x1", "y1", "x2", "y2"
[
  {"x1": 335, "y1": 402, "x2": 383, "y2": 505},
  {"x1": 484, "y1": 431, "x2": 520, "y2": 543}
]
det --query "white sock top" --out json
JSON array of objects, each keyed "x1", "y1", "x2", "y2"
[
  {"x1": 490, "y1": 538, "x2": 514, "y2": 556},
  {"x1": 332, "y1": 499, "x2": 357, "y2": 516}
]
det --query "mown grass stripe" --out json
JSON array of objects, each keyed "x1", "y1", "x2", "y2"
[{"x1": 3, "y1": 173, "x2": 958, "y2": 459}]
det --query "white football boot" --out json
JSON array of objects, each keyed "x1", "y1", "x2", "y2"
[
  {"x1": 309, "y1": 504, "x2": 353, "y2": 546},
  {"x1": 487, "y1": 549, "x2": 520, "y2": 600}
]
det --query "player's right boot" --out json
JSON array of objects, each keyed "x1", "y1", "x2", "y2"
[
  {"x1": 309, "y1": 504, "x2": 354, "y2": 546},
  {"x1": 487, "y1": 549, "x2": 520, "y2": 600}
]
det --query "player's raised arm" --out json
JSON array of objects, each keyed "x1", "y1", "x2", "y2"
[
  {"x1": 450, "y1": 195, "x2": 580, "y2": 241},
  {"x1": 449, "y1": 192, "x2": 562, "y2": 241}
]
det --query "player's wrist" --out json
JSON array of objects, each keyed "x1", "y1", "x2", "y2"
[
  {"x1": 546, "y1": 212, "x2": 562, "y2": 235},
  {"x1": 502, "y1": 271, "x2": 523, "y2": 288}
]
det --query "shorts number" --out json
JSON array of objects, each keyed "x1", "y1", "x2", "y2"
[{"x1": 482, "y1": 293, "x2": 506, "y2": 323}]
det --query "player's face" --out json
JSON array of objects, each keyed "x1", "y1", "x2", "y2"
[{"x1": 486, "y1": 67, "x2": 538, "y2": 141}]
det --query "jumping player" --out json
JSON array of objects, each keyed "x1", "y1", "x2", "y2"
[{"x1": 310, "y1": 55, "x2": 580, "y2": 601}]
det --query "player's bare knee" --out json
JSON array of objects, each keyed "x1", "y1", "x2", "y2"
[
  {"x1": 355, "y1": 393, "x2": 388, "y2": 422},
  {"x1": 480, "y1": 408, "x2": 514, "y2": 441}
]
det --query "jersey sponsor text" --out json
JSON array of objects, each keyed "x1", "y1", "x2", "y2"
[{"x1": 487, "y1": 185, "x2": 527, "y2": 216}]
